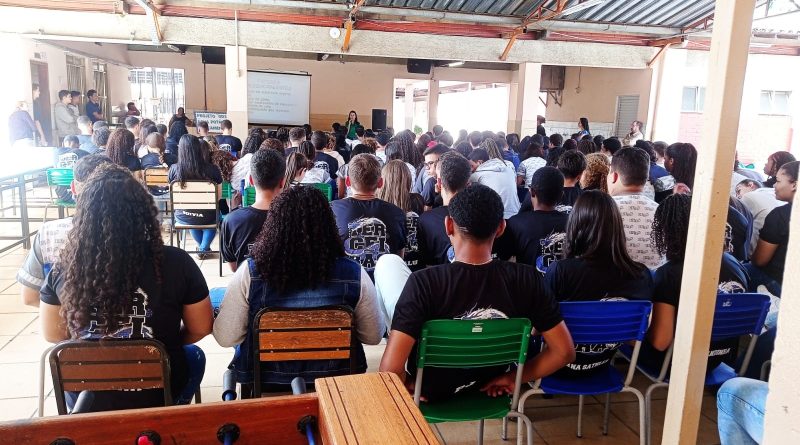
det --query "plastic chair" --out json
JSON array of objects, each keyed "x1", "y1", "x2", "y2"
[
  {"x1": 144, "y1": 167, "x2": 171, "y2": 221},
  {"x1": 312, "y1": 182, "x2": 333, "y2": 201},
  {"x1": 243, "y1": 186, "x2": 256, "y2": 207},
  {"x1": 620, "y1": 292, "x2": 770, "y2": 445},
  {"x1": 170, "y1": 180, "x2": 223, "y2": 276},
  {"x1": 44, "y1": 168, "x2": 75, "y2": 222},
  {"x1": 516, "y1": 301, "x2": 652, "y2": 445},
  {"x1": 414, "y1": 318, "x2": 535, "y2": 445}
]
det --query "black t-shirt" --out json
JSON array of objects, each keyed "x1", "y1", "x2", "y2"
[
  {"x1": 40, "y1": 247, "x2": 209, "y2": 405},
  {"x1": 330, "y1": 198, "x2": 407, "y2": 273},
  {"x1": 141, "y1": 152, "x2": 164, "y2": 169},
  {"x1": 421, "y1": 177, "x2": 438, "y2": 208},
  {"x1": 501, "y1": 210, "x2": 569, "y2": 270},
  {"x1": 215, "y1": 135, "x2": 243, "y2": 155},
  {"x1": 559, "y1": 186, "x2": 582, "y2": 208},
  {"x1": 168, "y1": 163, "x2": 223, "y2": 225},
  {"x1": 544, "y1": 257, "x2": 653, "y2": 377},
  {"x1": 404, "y1": 211, "x2": 423, "y2": 271},
  {"x1": 121, "y1": 154, "x2": 142, "y2": 172},
  {"x1": 392, "y1": 260, "x2": 563, "y2": 401},
  {"x1": 725, "y1": 205, "x2": 751, "y2": 263},
  {"x1": 759, "y1": 203, "x2": 791, "y2": 282},
  {"x1": 313, "y1": 151, "x2": 339, "y2": 179},
  {"x1": 546, "y1": 146, "x2": 565, "y2": 167},
  {"x1": 639, "y1": 253, "x2": 749, "y2": 372},
  {"x1": 221, "y1": 206, "x2": 268, "y2": 266},
  {"x1": 417, "y1": 206, "x2": 502, "y2": 267}
]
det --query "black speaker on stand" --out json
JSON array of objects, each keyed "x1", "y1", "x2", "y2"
[{"x1": 372, "y1": 109, "x2": 387, "y2": 131}]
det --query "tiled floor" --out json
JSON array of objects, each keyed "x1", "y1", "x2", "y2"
[{"x1": 0, "y1": 185, "x2": 722, "y2": 444}]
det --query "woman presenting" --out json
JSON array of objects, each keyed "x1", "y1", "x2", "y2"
[{"x1": 345, "y1": 110, "x2": 360, "y2": 140}]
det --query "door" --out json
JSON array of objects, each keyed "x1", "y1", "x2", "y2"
[
  {"x1": 614, "y1": 95, "x2": 640, "y2": 138},
  {"x1": 30, "y1": 61, "x2": 52, "y2": 145}
]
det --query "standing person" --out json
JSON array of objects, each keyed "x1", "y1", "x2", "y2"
[
  {"x1": 168, "y1": 107, "x2": 194, "y2": 129},
  {"x1": 85, "y1": 89, "x2": 103, "y2": 123},
  {"x1": 762, "y1": 151, "x2": 796, "y2": 188},
  {"x1": 221, "y1": 149, "x2": 286, "y2": 272},
  {"x1": 126, "y1": 102, "x2": 141, "y2": 116},
  {"x1": 623, "y1": 120, "x2": 644, "y2": 147},
  {"x1": 577, "y1": 117, "x2": 591, "y2": 138},
  {"x1": 556, "y1": 150, "x2": 586, "y2": 208},
  {"x1": 69, "y1": 91, "x2": 82, "y2": 119},
  {"x1": 31, "y1": 84, "x2": 47, "y2": 145},
  {"x1": 168, "y1": 135, "x2": 223, "y2": 259},
  {"x1": 377, "y1": 160, "x2": 424, "y2": 271},
  {"x1": 213, "y1": 185, "x2": 383, "y2": 394},
  {"x1": 331, "y1": 154, "x2": 407, "y2": 275},
  {"x1": 215, "y1": 120, "x2": 242, "y2": 156},
  {"x1": 536, "y1": 115, "x2": 547, "y2": 137},
  {"x1": 54, "y1": 90, "x2": 79, "y2": 142},
  {"x1": 106, "y1": 128, "x2": 142, "y2": 174},
  {"x1": 345, "y1": 110, "x2": 360, "y2": 140},
  {"x1": 607, "y1": 147, "x2": 664, "y2": 269},
  {"x1": 39, "y1": 163, "x2": 213, "y2": 409},
  {"x1": 7, "y1": 101, "x2": 37, "y2": 146}
]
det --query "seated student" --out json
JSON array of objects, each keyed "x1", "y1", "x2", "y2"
[
  {"x1": 377, "y1": 184, "x2": 575, "y2": 401},
  {"x1": 136, "y1": 124, "x2": 159, "y2": 158},
  {"x1": 640, "y1": 193, "x2": 748, "y2": 372},
  {"x1": 717, "y1": 377, "x2": 768, "y2": 445},
  {"x1": 420, "y1": 144, "x2": 448, "y2": 209},
  {"x1": 221, "y1": 150, "x2": 285, "y2": 272},
  {"x1": 580, "y1": 152, "x2": 610, "y2": 192},
  {"x1": 747, "y1": 160, "x2": 797, "y2": 297},
  {"x1": 599, "y1": 136, "x2": 622, "y2": 160},
  {"x1": 106, "y1": 128, "x2": 142, "y2": 176},
  {"x1": 169, "y1": 134, "x2": 223, "y2": 259},
  {"x1": 140, "y1": 132, "x2": 173, "y2": 169},
  {"x1": 285, "y1": 126, "x2": 305, "y2": 157},
  {"x1": 516, "y1": 139, "x2": 546, "y2": 187},
  {"x1": 166, "y1": 120, "x2": 188, "y2": 156},
  {"x1": 215, "y1": 119, "x2": 243, "y2": 156},
  {"x1": 545, "y1": 190, "x2": 653, "y2": 376},
  {"x1": 556, "y1": 150, "x2": 586, "y2": 208},
  {"x1": 607, "y1": 147, "x2": 664, "y2": 270},
  {"x1": 55, "y1": 135, "x2": 88, "y2": 167},
  {"x1": 76, "y1": 116, "x2": 99, "y2": 154},
  {"x1": 496, "y1": 135, "x2": 520, "y2": 169},
  {"x1": 39, "y1": 164, "x2": 213, "y2": 409},
  {"x1": 323, "y1": 132, "x2": 346, "y2": 166},
  {"x1": 762, "y1": 151, "x2": 795, "y2": 188},
  {"x1": 17, "y1": 155, "x2": 112, "y2": 307},
  {"x1": 635, "y1": 140, "x2": 674, "y2": 202},
  {"x1": 311, "y1": 130, "x2": 339, "y2": 179},
  {"x1": 336, "y1": 145, "x2": 373, "y2": 199},
  {"x1": 664, "y1": 142, "x2": 698, "y2": 194},
  {"x1": 737, "y1": 179, "x2": 782, "y2": 256},
  {"x1": 501, "y1": 167, "x2": 569, "y2": 271},
  {"x1": 374, "y1": 132, "x2": 391, "y2": 163},
  {"x1": 196, "y1": 121, "x2": 210, "y2": 138},
  {"x1": 214, "y1": 186, "x2": 383, "y2": 393},
  {"x1": 545, "y1": 133, "x2": 565, "y2": 167},
  {"x1": 331, "y1": 154, "x2": 407, "y2": 274},
  {"x1": 468, "y1": 148, "x2": 520, "y2": 219},
  {"x1": 725, "y1": 197, "x2": 753, "y2": 263},
  {"x1": 298, "y1": 141, "x2": 331, "y2": 184},
  {"x1": 377, "y1": 160, "x2": 424, "y2": 271}
]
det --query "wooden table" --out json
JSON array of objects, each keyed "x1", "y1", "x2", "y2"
[{"x1": 0, "y1": 372, "x2": 440, "y2": 444}]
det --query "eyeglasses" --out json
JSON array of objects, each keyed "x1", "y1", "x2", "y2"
[{"x1": 424, "y1": 160, "x2": 439, "y2": 168}]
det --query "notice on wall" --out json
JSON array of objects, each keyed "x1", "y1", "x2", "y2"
[
  {"x1": 194, "y1": 111, "x2": 228, "y2": 133},
  {"x1": 247, "y1": 71, "x2": 310, "y2": 126}
]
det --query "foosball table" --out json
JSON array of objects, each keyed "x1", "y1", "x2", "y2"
[{"x1": 0, "y1": 373, "x2": 440, "y2": 445}]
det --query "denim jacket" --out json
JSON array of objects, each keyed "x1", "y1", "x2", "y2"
[{"x1": 230, "y1": 257, "x2": 367, "y2": 386}]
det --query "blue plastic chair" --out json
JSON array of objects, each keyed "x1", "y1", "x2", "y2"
[
  {"x1": 516, "y1": 301, "x2": 652, "y2": 445},
  {"x1": 618, "y1": 292, "x2": 770, "y2": 445}
]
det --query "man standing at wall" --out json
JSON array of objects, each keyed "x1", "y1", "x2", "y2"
[
  {"x1": 54, "y1": 90, "x2": 79, "y2": 143},
  {"x1": 623, "y1": 120, "x2": 644, "y2": 147},
  {"x1": 32, "y1": 84, "x2": 47, "y2": 146},
  {"x1": 85, "y1": 89, "x2": 103, "y2": 123},
  {"x1": 69, "y1": 91, "x2": 82, "y2": 119}
]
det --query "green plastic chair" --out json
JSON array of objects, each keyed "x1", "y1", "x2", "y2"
[
  {"x1": 414, "y1": 318, "x2": 534, "y2": 445},
  {"x1": 243, "y1": 187, "x2": 256, "y2": 207},
  {"x1": 312, "y1": 182, "x2": 333, "y2": 202},
  {"x1": 44, "y1": 168, "x2": 75, "y2": 222},
  {"x1": 221, "y1": 181, "x2": 233, "y2": 200}
]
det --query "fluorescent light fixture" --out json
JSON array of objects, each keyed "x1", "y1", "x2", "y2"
[
  {"x1": 748, "y1": 42, "x2": 773, "y2": 48},
  {"x1": 560, "y1": 0, "x2": 605, "y2": 16},
  {"x1": 446, "y1": 61, "x2": 465, "y2": 67}
]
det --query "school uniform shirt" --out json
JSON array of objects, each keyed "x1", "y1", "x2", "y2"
[
  {"x1": 404, "y1": 211, "x2": 422, "y2": 271},
  {"x1": 215, "y1": 135, "x2": 243, "y2": 155},
  {"x1": 612, "y1": 193, "x2": 664, "y2": 270},
  {"x1": 331, "y1": 198, "x2": 407, "y2": 273},
  {"x1": 725, "y1": 204, "x2": 752, "y2": 262},
  {"x1": 559, "y1": 186, "x2": 583, "y2": 208},
  {"x1": 221, "y1": 206, "x2": 269, "y2": 267},
  {"x1": 516, "y1": 156, "x2": 546, "y2": 188},
  {"x1": 638, "y1": 253, "x2": 749, "y2": 372},
  {"x1": 391, "y1": 260, "x2": 563, "y2": 401},
  {"x1": 300, "y1": 168, "x2": 330, "y2": 184},
  {"x1": 168, "y1": 164, "x2": 223, "y2": 225},
  {"x1": 544, "y1": 257, "x2": 653, "y2": 376},
  {"x1": 418, "y1": 206, "x2": 451, "y2": 266},
  {"x1": 120, "y1": 154, "x2": 143, "y2": 172},
  {"x1": 77, "y1": 135, "x2": 100, "y2": 154},
  {"x1": 40, "y1": 246, "x2": 209, "y2": 404},
  {"x1": 17, "y1": 217, "x2": 73, "y2": 292},
  {"x1": 759, "y1": 203, "x2": 791, "y2": 283},
  {"x1": 140, "y1": 152, "x2": 166, "y2": 170},
  {"x1": 337, "y1": 164, "x2": 354, "y2": 198},
  {"x1": 313, "y1": 151, "x2": 339, "y2": 179},
  {"x1": 501, "y1": 210, "x2": 569, "y2": 271},
  {"x1": 85, "y1": 101, "x2": 102, "y2": 123},
  {"x1": 421, "y1": 177, "x2": 438, "y2": 208}
]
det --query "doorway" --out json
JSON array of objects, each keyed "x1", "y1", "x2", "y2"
[
  {"x1": 30, "y1": 61, "x2": 52, "y2": 145},
  {"x1": 614, "y1": 95, "x2": 640, "y2": 137}
]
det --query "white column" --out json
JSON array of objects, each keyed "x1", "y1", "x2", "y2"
[
  {"x1": 650, "y1": 49, "x2": 686, "y2": 142},
  {"x1": 224, "y1": 45, "x2": 248, "y2": 140},
  {"x1": 514, "y1": 62, "x2": 543, "y2": 135},
  {"x1": 404, "y1": 81, "x2": 414, "y2": 132},
  {"x1": 427, "y1": 79, "x2": 439, "y2": 132}
]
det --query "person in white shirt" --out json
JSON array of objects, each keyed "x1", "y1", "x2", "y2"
[
  {"x1": 607, "y1": 147, "x2": 664, "y2": 269},
  {"x1": 468, "y1": 147, "x2": 520, "y2": 219},
  {"x1": 516, "y1": 139, "x2": 547, "y2": 187},
  {"x1": 622, "y1": 120, "x2": 643, "y2": 147},
  {"x1": 737, "y1": 179, "x2": 782, "y2": 256}
]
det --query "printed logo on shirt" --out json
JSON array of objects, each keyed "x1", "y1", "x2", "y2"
[
  {"x1": 314, "y1": 161, "x2": 330, "y2": 173},
  {"x1": 219, "y1": 144, "x2": 233, "y2": 153},
  {"x1": 718, "y1": 280, "x2": 746, "y2": 294},
  {"x1": 57, "y1": 153, "x2": 79, "y2": 168},
  {"x1": 82, "y1": 288, "x2": 154, "y2": 340},
  {"x1": 344, "y1": 217, "x2": 389, "y2": 271},
  {"x1": 406, "y1": 212, "x2": 419, "y2": 253},
  {"x1": 555, "y1": 205, "x2": 572, "y2": 214},
  {"x1": 537, "y1": 232, "x2": 566, "y2": 273},
  {"x1": 723, "y1": 222, "x2": 734, "y2": 254}
]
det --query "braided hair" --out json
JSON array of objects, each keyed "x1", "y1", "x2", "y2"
[
  {"x1": 480, "y1": 138, "x2": 503, "y2": 161},
  {"x1": 58, "y1": 164, "x2": 163, "y2": 337},
  {"x1": 250, "y1": 186, "x2": 344, "y2": 293},
  {"x1": 242, "y1": 128, "x2": 267, "y2": 156},
  {"x1": 106, "y1": 128, "x2": 136, "y2": 167},
  {"x1": 651, "y1": 193, "x2": 692, "y2": 262}
]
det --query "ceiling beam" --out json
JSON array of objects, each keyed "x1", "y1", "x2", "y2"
[
  {"x1": 132, "y1": 0, "x2": 163, "y2": 44},
  {"x1": 500, "y1": 0, "x2": 566, "y2": 61},
  {"x1": 341, "y1": 0, "x2": 366, "y2": 52}
]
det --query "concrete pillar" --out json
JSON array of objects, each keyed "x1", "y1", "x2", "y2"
[
  {"x1": 224, "y1": 45, "x2": 248, "y2": 140},
  {"x1": 513, "y1": 62, "x2": 543, "y2": 136},
  {"x1": 427, "y1": 79, "x2": 439, "y2": 132},
  {"x1": 650, "y1": 49, "x2": 686, "y2": 142},
  {"x1": 404, "y1": 81, "x2": 414, "y2": 132}
]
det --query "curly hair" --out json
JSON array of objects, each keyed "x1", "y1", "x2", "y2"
[
  {"x1": 210, "y1": 150, "x2": 236, "y2": 182},
  {"x1": 765, "y1": 151, "x2": 796, "y2": 187},
  {"x1": 581, "y1": 153, "x2": 610, "y2": 192},
  {"x1": 106, "y1": 128, "x2": 136, "y2": 167},
  {"x1": 250, "y1": 186, "x2": 344, "y2": 293},
  {"x1": 260, "y1": 138, "x2": 285, "y2": 152},
  {"x1": 242, "y1": 128, "x2": 267, "y2": 156},
  {"x1": 651, "y1": 193, "x2": 692, "y2": 262},
  {"x1": 58, "y1": 164, "x2": 163, "y2": 337},
  {"x1": 393, "y1": 130, "x2": 422, "y2": 169},
  {"x1": 578, "y1": 139, "x2": 596, "y2": 155}
]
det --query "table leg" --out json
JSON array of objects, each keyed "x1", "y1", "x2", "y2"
[{"x1": 18, "y1": 174, "x2": 30, "y2": 249}]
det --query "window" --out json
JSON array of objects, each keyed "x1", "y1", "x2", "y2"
[
  {"x1": 681, "y1": 86, "x2": 706, "y2": 112},
  {"x1": 66, "y1": 54, "x2": 86, "y2": 96},
  {"x1": 129, "y1": 67, "x2": 186, "y2": 124},
  {"x1": 759, "y1": 90, "x2": 791, "y2": 115},
  {"x1": 92, "y1": 61, "x2": 109, "y2": 121}
]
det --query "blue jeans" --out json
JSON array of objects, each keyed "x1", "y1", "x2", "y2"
[
  {"x1": 743, "y1": 263, "x2": 782, "y2": 297},
  {"x1": 187, "y1": 229, "x2": 216, "y2": 251},
  {"x1": 717, "y1": 378, "x2": 767, "y2": 445}
]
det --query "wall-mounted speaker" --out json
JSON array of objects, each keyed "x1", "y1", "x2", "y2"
[
  {"x1": 201, "y1": 46, "x2": 226, "y2": 65},
  {"x1": 407, "y1": 59, "x2": 432, "y2": 74}
]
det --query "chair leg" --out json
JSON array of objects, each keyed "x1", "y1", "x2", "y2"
[
  {"x1": 478, "y1": 419, "x2": 485, "y2": 445},
  {"x1": 502, "y1": 416, "x2": 508, "y2": 441},
  {"x1": 623, "y1": 387, "x2": 647, "y2": 445},
  {"x1": 603, "y1": 393, "x2": 611, "y2": 435},
  {"x1": 644, "y1": 383, "x2": 668, "y2": 445},
  {"x1": 577, "y1": 394, "x2": 584, "y2": 438},
  {"x1": 38, "y1": 345, "x2": 55, "y2": 417},
  {"x1": 516, "y1": 388, "x2": 540, "y2": 445},
  {"x1": 507, "y1": 412, "x2": 534, "y2": 445}
]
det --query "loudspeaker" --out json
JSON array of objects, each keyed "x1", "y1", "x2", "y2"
[
  {"x1": 372, "y1": 109, "x2": 387, "y2": 131},
  {"x1": 201, "y1": 46, "x2": 226, "y2": 65},
  {"x1": 407, "y1": 59, "x2": 432, "y2": 74}
]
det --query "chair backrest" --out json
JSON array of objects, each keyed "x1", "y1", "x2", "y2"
[
  {"x1": 710, "y1": 293, "x2": 770, "y2": 341},
  {"x1": 243, "y1": 186, "x2": 256, "y2": 207},
  {"x1": 170, "y1": 181, "x2": 218, "y2": 211},
  {"x1": 252, "y1": 306, "x2": 355, "y2": 396},
  {"x1": 144, "y1": 167, "x2": 169, "y2": 187},
  {"x1": 313, "y1": 182, "x2": 333, "y2": 201},
  {"x1": 221, "y1": 181, "x2": 233, "y2": 200},
  {"x1": 47, "y1": 168, "x2": 74, "y2": 187},
  {"x1": 558, "y1": 301, "x2": 652, "y2": 344},
  {"x1": 49, "y1": 339, "x2": 172, "y2": 415}
]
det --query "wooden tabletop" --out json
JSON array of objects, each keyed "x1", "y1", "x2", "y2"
[{"x1": 316, "y1": 372, "x2": 440, "y2": 445}]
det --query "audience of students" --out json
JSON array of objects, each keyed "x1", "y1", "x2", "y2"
[
  {"x1": 215, "y1": 120, "x2": 243, "y2": 155},
  {"x1": 556, "y1": 150, "x2": 586, "y2": 208},
  {"x1": 468, "y1": 147, "x2": 520, "y2": 219}
]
